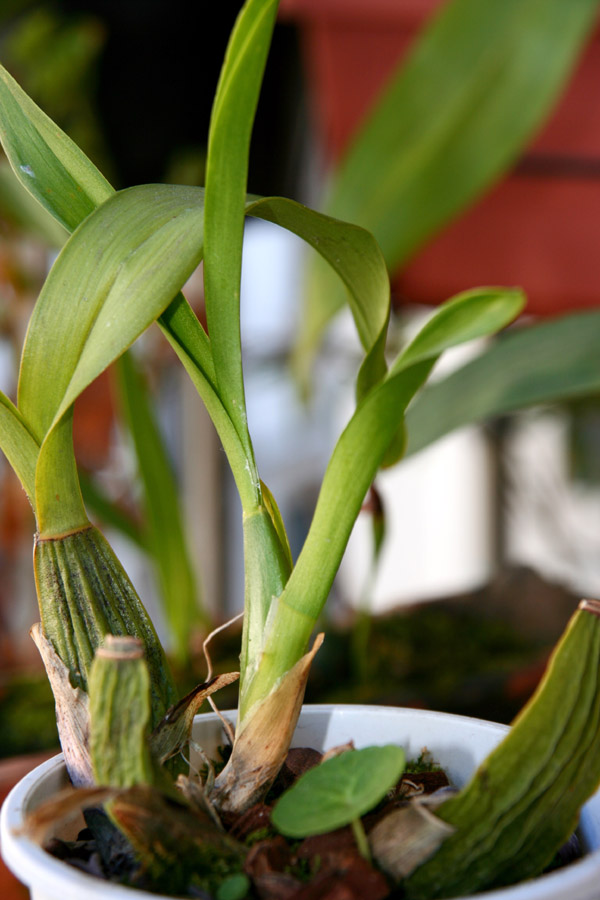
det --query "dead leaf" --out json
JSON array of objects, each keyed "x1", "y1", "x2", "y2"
[
  {"x1": 211, "y1": 634, "x2": 324, "y2": 814},
  {"x1": 31, "y1": 623, "x2": 93, "y2": 787}
]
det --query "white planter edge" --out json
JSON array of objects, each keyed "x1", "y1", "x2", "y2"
[{"x1": 2, "y1": 704, "x2": 600, "y2": 900}]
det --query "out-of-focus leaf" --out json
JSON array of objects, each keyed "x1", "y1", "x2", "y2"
[
  {"x1": 115, "y1": 352, "x2": 207, "y2": 659},
  {"x1": 296, "y1": 0, "x2": 600, "y2": 382},
  {"x1": 0, "y1": 159, "x2": 67, "y2": 245},
  {"x1": 79, "y1": 472, "x2": 146, "y2": 550},
  {"x1": 405, "y1": 310, "x2": 600, "y2": 457}
]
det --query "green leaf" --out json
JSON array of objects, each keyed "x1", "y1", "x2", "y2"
[
  {"x1": 19, "y1": 185, "x2": 206, "y2": 441},
  {"x1": 203, "y1": 0, "x2": 279, "y2": 456},
  {"x1": 79, "y1": 472, "x2": 147, "y2": 551},
  {"x1": 246, "y1": 195, "x2": 391, "y2": 400},
  {"x1": 297, "y1": 0, "x2": 599, "y2": 381},
  {"x1": 241, "y1": 288, "x2": 524, "y2": 714},
  {"x1": 0, "y1": 61, "x2": 113, "y2": 229},
  {"x1": 0, "y1": 159, "x2": 68, "y2": 246},
  {"x1": 216, "y1": 874, "x2": 251, "y2": 900},
  {"x1": 405, "y1": 310, "x2": 600, "y2": 457},
  {"x1": 272, "y1": 746, "x2": 405, "y2": 837},
  {"x1": 115, "y1": 351, "x2": 206, "y2": 662},
  {"x1": 17, "y1": 184, "x2": 206, "y2": 532},
  {"x1": 0, "y1": 390, "x2": 39, "y2": 508},
  {"x1": 287, "y1": 288, "x2": 524, "y2": 622}
]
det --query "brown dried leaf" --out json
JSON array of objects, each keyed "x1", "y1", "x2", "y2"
[
  {"x1": 212, "y1": 634, "x2": 324, "y2": 814},
  {"x1": 150, "y1": 671, "x2": 239, "y2": 765},
  {"x1": 175, "y1": 774, "x2": 223, "y2": 830},
  {"x1": 369, "y1": 798, "x2": 455, "y2": 880},
  {"x1": 18, "y1": 785, "x2": 117, "y2": 844},
  {"x1": 321, "y1": 742, "x2": 355, "y2": 764},
  {"x1": 31, "y1": 622, "x2": 93, "y2": 787}
]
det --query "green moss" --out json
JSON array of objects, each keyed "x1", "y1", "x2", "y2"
[{"x1": 0, "y1": 672, "x2": 58, "y2": 758}]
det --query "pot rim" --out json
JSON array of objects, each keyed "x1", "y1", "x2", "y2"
[{"x1": 2, "y1": 704, "x2": 600, "y2": 900}]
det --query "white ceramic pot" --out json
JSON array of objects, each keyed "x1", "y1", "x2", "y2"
[{"x1": 2, "y1": 704, "x2": 600, "y2": 900}]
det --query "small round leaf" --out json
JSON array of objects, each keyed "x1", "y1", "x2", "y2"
[
  {"x1": 216, "y1": 873, "x2": 250, "y2": 900},
  {"x1": 271, "y1": 745, "x2": 405, "y2": 837}
]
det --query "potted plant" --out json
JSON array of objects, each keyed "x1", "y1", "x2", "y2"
[{"x1": 1, "y1": 0, "x2": 600, "y2": 898}]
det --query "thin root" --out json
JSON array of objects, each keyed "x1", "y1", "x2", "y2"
[{"x1": 203, "y1": 613, "x2": 243, "y2": 746}]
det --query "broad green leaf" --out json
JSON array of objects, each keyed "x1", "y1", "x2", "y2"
[
  {"x1": 0, "y1": 61, "x2": 113, "y2": 229},
  {"x1": 17, "y1": 184, "x2": 206, "y2": 531},
  {"x1": 0, "y1": 62, "x2": 218, "y2": 450},
  {"x1": 19, "y1": 184, "x2": 206, "y2": 440},
  {"x1": 296, "y1": 0, "x2": 599, "y2": 381},
  {"x1": 241, "y1": 288, "x2": 524, "y2": 712},
  {"x1": 115, "y1": 351, "x2": 206, "y2": 662},
  {"x1": 405, "y1": 310, "x2": 600, "y2": 457},
  {"x1": 272, "y1": 746, "x2": 405, "y2": 837},
  {"x1": 0, "y1": 390, "x2": 39, "y2": 506},
  {"x1": 203, "y1": 0, "x2": 279, "y2": 457},
  {"x1": 34, "y1": 409, "x2": 89, "y2": 533}
]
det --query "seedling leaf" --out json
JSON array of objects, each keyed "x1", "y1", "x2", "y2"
[{"x1": 272, "y1": 745, "x2": 405, "y2": 837}]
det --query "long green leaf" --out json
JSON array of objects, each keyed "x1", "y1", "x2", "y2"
[
  {"x1": 79, "y1": 472, "x2": 146, "y2": 550},
  {"x1": 0, "y1": 62, "x2": 112, "y2": 229},
  {"x1": 16, "y1": 185, "x2": 206, "y2": 532},
  {"x1": 203, "y1": 0, "x2": 279, "y2": 459},
  {"x1": 0, "y1": 59, "x2": 251, "y2": 510},
  {"x1": 241, "y1": 288, "x2": 525, "y2": 716},
  {"x1": 115, "y1": 351, "x2": 206, "y2": 662},
  {"x1": 19, "y1": 185, "x2": 206, "y2": 441},
  {"x1": 246, "y1": 195, "x2": 390, "y2": 400},
  {"x1": 296, "y1": 0, "x2": 599, "y2": 382},
  {"x1": 0, "y1": 390, "x2": 40, "y2": 506},
  {"x1": 405, "y1": 310, "x2": 600, "y2": 457}
]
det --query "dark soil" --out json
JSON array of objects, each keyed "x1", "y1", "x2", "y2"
[
  {"x1": 45, "y1": 739, "x2": 581, "y2": 900},
  {"x1": 45, "y1": 746, "x2": 452, "y2": 900}
]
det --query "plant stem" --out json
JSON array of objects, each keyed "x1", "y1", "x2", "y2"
[
  {"x1": 351, "y1": 817, "x2": 371, "y2": 862},
  {"x1": 35, "y1": 409, "x2": 89, "y2": 536}
]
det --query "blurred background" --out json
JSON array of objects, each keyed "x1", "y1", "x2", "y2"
[{"x1": 1, "y1": 0, "x2": 600, "y2": 791}]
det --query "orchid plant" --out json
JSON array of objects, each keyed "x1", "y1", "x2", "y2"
[{"x1": 2, "y1": 0, "x2": 600, "y2": 897}]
